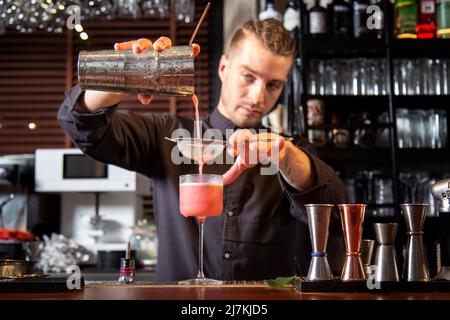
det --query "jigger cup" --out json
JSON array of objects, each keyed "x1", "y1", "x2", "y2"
[
  {"x1": 374, "y1": 223, "x2": 400, "y2": 282},
  {"x1": 361, "y1": 239, "x2": 375, "y2": 278},
  {"x1": 401, "y1": 204, "x2": 430, "y2": 282},
  {"x1": 78, "y1": 45, "x2": 195, "y2": 96},
  {"x1": 338, "y1": 204, "x2": 367, "y2": 281},
  {"x1": 305, "y1": 204, "x2": 334, "y2": 281}
]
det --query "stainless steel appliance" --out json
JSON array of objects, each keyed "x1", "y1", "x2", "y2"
[
  {"x1": 431, "y1": 179, "x2": 450, "y2": 280},
  {"x1": 34, "y1": 148, "x2": 151, "y2": 264}
]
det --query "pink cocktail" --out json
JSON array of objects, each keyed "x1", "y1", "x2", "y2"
[
  {"x1": 180, "y1": 182, "x2": 223, "y2": 222},
  {"x1": 179, "y1": 174, "x2": 223, "y2": 285}
]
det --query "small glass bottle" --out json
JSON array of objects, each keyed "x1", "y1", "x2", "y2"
[
  {"x1": 417, "y1": 0, "x2": 437, "y2": 38},
  {"x1": 118, "y1": 242, "x2": 135, "y2": 284},
  {"x1": 308, "y1": 0, "x2": 328, "y2": 36},
  {"x1": 329, "y1": 0, "x2": 353, "y2": 38},
  {"x1": 259, "y1": 0, "x2": 283, "y2": 21},
  {"x1": 283, "y1": 1, "x2": 301, "y2": 33},
  {"x1": 307, "y1": 99, "x2": 328, "y2": 147},
  {"x1": 394, "y1": 0, "x2": 418, "y2": 38},
  {"x1": 437, "y1": 0, "x2": 450, "y2": 38}
]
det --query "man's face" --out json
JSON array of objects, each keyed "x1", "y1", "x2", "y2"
[{"x1": 217, "y1": 35, "x2": 292, "y2": 128}]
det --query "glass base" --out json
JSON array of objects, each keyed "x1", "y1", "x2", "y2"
[{"x1": 178, "y1": 277, "x2": 223, "y2": 285}]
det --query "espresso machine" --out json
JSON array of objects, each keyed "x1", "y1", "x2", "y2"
[
  {"x1": 431, "y1": 179, "x2": 450, "y2": 280},
  {"x1": 34, "y1": 148, "x2": 151, "y2": 265}
]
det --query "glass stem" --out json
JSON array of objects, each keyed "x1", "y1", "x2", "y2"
[{"x1": 197, "y1": 219, "x2": 205, "y2": 279}]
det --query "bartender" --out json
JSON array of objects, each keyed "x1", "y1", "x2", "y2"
[{"x1": 58, "y1": 18, "x2": 347, "y2": 282}]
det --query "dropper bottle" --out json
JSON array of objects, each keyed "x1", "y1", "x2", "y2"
[{"x1": 118, "y1": 242, "x2": 135, "y2": 284}]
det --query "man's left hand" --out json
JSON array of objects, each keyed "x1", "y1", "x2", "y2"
[{"x1": 223, "y1": 129, "x2": 286, "y2": 185}]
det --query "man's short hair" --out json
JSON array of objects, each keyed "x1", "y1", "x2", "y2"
[{"x1": 228, "y1": 18, "x2": 296, "y2": 58}]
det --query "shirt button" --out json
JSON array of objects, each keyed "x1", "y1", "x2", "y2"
[
  {"x1": 227, "y1": 211, "x2": 234, "y2": 217},
  {"x1": 224, "y1": 252, "x2": 231, "y2": 259}
]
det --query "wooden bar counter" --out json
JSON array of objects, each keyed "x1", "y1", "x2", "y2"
[{"x1": 1, "y1": 282, "x2": 450, "y2": 300}]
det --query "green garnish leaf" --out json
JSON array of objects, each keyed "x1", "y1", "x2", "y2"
[{"x1": 264, "y1": 276, "x2": 299, "y2": 288}]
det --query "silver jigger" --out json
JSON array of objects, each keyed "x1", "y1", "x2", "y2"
[
  {"x1": 374, "y1": 223, "x2": 400, "y2": 282},
  {"x1": 305, "y1": 204, "x2": 334, "y2": 281},
  {"x1": 401, "y1": 204, "x2": 431, "y2": 282},
  {"x1": 338, "y1": 204, "x2": 367, "y2": 281},
  {"x1": 78, "y1": 45, "x2": 195, "y2": 96},
  {"x1": 361, "y1": 239, "x2": 375, "y2": 278}
]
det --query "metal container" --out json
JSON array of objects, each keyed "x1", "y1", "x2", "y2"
[
  {"x1": 361, "y1": 239, "x2": 375, "y2": 278},
  {"x1": 373, "y1": 223, "x2": 400, "y2": 282},
  {"x1": 78, "y1": 45, "x2": 195, "y2": 96},
  {"x1": 401, "y1": 203, "x2": 431, "y2": 282},
  {"x1": 305, "y1": 204, "x2": 334, "y2": 281},
  {"x1": 0, "y1": 259, "x2": 36, "y2": 278},
  {"x1": 338, "y1": 204, "x2": 367, "y2": 281}
]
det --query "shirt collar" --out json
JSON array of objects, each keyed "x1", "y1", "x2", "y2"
[{"x1": 206, "y1": 108, "x2": 265, "y2": 136}]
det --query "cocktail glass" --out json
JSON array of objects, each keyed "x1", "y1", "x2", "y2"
[{"x1": 179, "y1": 174, "x2": 223, "y2": 285}]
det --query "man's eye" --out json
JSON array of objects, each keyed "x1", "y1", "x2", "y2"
[
  {"x1": 242, "y1": 73, "x2": 254, "y2": 81},
  {"x1": 267, "y1": 82, "x2": 282, "y2": 90}
]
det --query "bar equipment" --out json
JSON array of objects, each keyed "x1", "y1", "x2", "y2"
[
  {"x1": 338, "y1": 204, "x2": 367, "y2": 281},
  {"x1": 360, "y1": 239, "x2": 375, "y2": 278},
  {"x1": 0, "y1": 194, "x2": 15, "y2": 229},
  {"x1": 401, "y1": 203, "x2": 431, "y2": 281},
  {"x1": 373, "y1": 223, "x2": 400, "y2": 282},
  {"x1": 165, "y1": 137, "x2": 225, "y2": 163},
  {"x1": 0, "y1": 154, "x2": 38, "y2": 260},
  {"x1": 0, "y1": 259, "x2": 37, "y2": 278},
  {"x1": 34, "y1": 148, "x2": 151, "y2": 266},
  {"x1": 164, "y1": 136, "x2": 292, "y2": 163},
  {"x1": 305, "y1": 204, "x2": 334, "y2": 281},
  {"x1": 78, "y1": 45, "x2": 195, "y2": 96},
  {"x1": 431, "y1": 179, "x2": 450, "y2": 280}
]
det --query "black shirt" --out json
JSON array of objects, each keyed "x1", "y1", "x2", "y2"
[{"x1": 58, "y1": 85, "x2": 347, "y2": 282}]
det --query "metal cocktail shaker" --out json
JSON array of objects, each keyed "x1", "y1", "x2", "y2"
[{"x1": 78, "y1": 45, "x2": 195, "y2": 96}]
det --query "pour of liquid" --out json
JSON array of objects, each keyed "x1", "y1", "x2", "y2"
[{"x1": 192, "y1": 94, "x2": 205, "y2": 174}]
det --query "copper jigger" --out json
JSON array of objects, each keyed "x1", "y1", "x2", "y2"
[
  {"x1": 78, "y1": 45, "x2": 195, "y2": 96},
  {"x1": 338, "y1": 204, "x2": 367, "y2": 281}
]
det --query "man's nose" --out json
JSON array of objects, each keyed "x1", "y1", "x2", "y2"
[{"x1": 248, "y1": 82, "x2": 265, "y2": 105}]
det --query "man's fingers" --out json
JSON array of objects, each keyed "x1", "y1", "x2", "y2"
[
  {"x1": 114, "y1": 40, "x2": 136, "y2": 51},
  {"x1": 192, "y1": 43, "x2": 201, "y2": 57},
  {"x1": 114, "y1": 38, "x2": 153, "y2": 53},
  {"x1": 277, "y1": 137, "x2": 285, "y2": 151},
  {"x1": 138, "y1": 94, "x2": 153, "y2": 105},
  {"x1": 132, "y1": 38, "x2": 153, "y2": 53},
  {"x1": 223, "y1": 156, "x2": 249, "y2": 186},
  {"x1": 153, "y1": 36, "x2": 172, "y2": 52}
]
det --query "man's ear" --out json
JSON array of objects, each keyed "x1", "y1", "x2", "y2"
[{"x1": 218, "y1": 54, "x2": 229, "y2": 81}]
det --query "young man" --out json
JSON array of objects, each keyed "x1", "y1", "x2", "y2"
[{"x1": 58, "y1": 18, "x2": 347, "y2": 282}]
